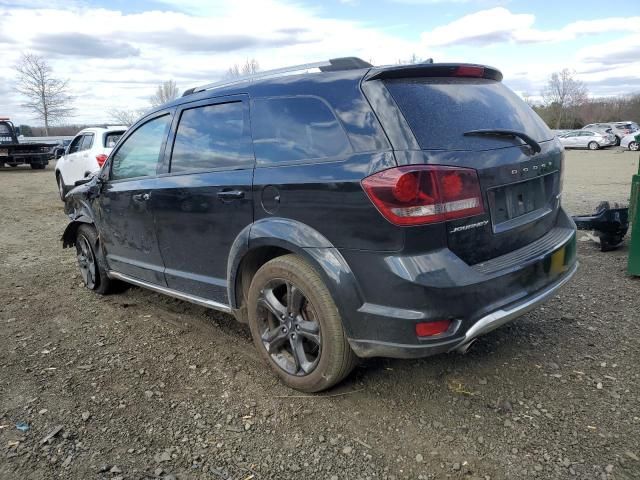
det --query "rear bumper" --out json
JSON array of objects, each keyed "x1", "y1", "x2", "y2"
[{"x1": 343, "y1": 208, "x2": 578, "y2": 359}]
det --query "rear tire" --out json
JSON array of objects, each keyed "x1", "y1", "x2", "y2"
[
  {"x1": 30, "y1": 163, "x2": 46, "y2": 170},
  {"x1": 588, "y1": 141, "x2": 599, "y2": 150},
  {"x1": 629, "y1": 142, "x2": 639, "y2": 152},
  {"x1": 75, "y1": 224, "x2": 113, "y2": 295},
  {"x1": 247, "y1": 254, "x2": 357, "y2": 392}
]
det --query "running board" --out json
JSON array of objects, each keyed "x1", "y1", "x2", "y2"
[{"x1": 107, "y1": 271, "x2": 232, "y2": 314}]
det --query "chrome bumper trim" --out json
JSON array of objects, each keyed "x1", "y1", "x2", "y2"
[
  {"x1": 107, "y1": 271, "x2": 232, "y2": 313},
  {"x1": 452, "y1": 262, "x2": 578, "y2": 352}
]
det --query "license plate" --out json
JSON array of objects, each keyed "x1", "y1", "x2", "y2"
[
  {"x1": 0, "y1": 149, "x2": 7, "y2": 157},
  {"x1": 488, "y1": 174, "x2": 554, "y2": 226}
]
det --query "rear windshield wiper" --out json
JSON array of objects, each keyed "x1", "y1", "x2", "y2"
[{"x1": 463, "y1": 129, "x2": 541, "y2": 153}]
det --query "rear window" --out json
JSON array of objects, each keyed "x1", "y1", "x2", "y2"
[
  {"x1": 251, "y1": 96, "x2": 352, "y2": 165},
  {"x1": 0, "y1": 123, "x2": 11, "y2": 135},
  {"x1": 104, "y1": 131, "x2": 124, "y2": 148},
  {"x1": 385, "y1": 78, "x2": 553, "y2": 151},
  {"x1": 615, "y1": 124, "x2": 632, "y2": 130}
]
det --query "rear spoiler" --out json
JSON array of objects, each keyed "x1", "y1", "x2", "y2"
[{"x1": 364, "y1": 63, "x2": 503, "y2": 82}]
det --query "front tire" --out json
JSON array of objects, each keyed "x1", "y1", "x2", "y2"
[
  {"x1": 247, "y1": 254, "x2": 357, "y2": 392},
  {"x1": 30, "y1": 163, "x2": 46, "y2": 169},
  {"x1": 629, "y1": 141, "x2": 639, "y2": 152},
  {"x1": 57, "y1": 174, "x2": 67, "y2": 201},
  {"x1": 75, "y1": 224, "x2": 113, "y2": 295},
  {"x1": 588, "y1": 141, "x2": 599, "y2": 150}
]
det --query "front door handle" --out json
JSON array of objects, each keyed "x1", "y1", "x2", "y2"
[
  {"x1": 217, "y1": 190, "x2": 244, "y2": 200},
  {"x1": 133, "y1": 193, "x2": 150, "y2": 201}
]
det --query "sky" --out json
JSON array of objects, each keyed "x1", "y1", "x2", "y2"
[{"x1": 0, "y1": 0, "x2": 638, "y2": 125}]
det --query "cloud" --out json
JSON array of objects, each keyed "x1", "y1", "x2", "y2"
[
  {"x1": 421, "y1": 7, "x2": 640, "y2": 47},
  {"x1": 585, "y1": 76, "x2": 640, "y2": 87},
  {"x1": 421, "y1": 8, "x2": 535, "y2": 46},
  {"x1": 121, "y1": 29, "x2": 316, "y2": 53},
  {"x1": 389, "y1": 0, "x2": 504, "y2": 3},
  {"x1": 31, "y1": 33, "x2": 140, "y2": 58},
  {"x1": 580, "y1": 39, "x2": 640, "y2": 66}
]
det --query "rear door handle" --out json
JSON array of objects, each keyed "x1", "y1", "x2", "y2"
[
  {"x1": 133, "y1": 193, "x2": 150, "y2": 201},
  {"x1": 217, "y1": 190, "x2": 244, "y2": 200}
]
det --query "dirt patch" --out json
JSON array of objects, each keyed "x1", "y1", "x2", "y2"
[{"x1": 1, "y1": 150, "x2": 639, "y2": 479}]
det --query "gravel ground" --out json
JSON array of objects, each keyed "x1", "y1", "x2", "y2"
[{"x1": 1, "y1": 149, "x2": 639, "y2": 480}]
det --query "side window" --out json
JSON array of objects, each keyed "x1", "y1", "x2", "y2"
[
  {"x1": 581, "y1": 131, "x2": 594, "y2": 136},
  {"x1": 68, "y1": 135, "x2": 84, "y2": 154},
  {"x1": 104, "y1": 132, "x2": 123, "y2": 148},
  {"x1": 80, "y1": 133, "x2": 94, "y2": 151},
  {"x1": 111, "y1": 115, "x2": 171, "y2": 181},
  {"x1": 170, "y1": 102, "x2": 253, "y2": 173},
  {"x1": 251, "y1": 96, "x2": 351, "y2": 165}
]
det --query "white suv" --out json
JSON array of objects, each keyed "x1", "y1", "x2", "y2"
[{"x1": 55, "y1": 126, "x2": 127, "y2": 200}]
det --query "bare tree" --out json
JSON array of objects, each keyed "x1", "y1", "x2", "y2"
[
  {"x1": 150, "y1": 80, "x2": 179, "y2": 108},
  {"x1": 396, "y1": 53, "x2": 426, "y2": 65},
  {"x1": 225, "y1": 58, "x2": 260, "y2": 79},
  {"x1": 108, "y1": 108, "x2": 145, "y2": 126},
  {"x1": 522, "y1": 92, "x2": 535, "y2": 107},
  {"x1": 541, "y1": 69, "x2": 588, "y2": 129},
  {"x1": 14, "y1": 53, "x2": 74, "y2": 135}
]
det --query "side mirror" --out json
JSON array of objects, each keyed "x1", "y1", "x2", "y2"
[{"x1": 74, "y1": 177, "x2": 92, "y2": 187}]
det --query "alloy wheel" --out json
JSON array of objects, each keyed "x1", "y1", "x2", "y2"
[
  {"x1": 630, "y1": 142, "x2": 639, "y2": 152},
  {"x1": 256, "y1": 279, "x2": 321, "y2": 376},
  {"x1": 76, "y1": 235, "x2": 97, "y2": 289}
]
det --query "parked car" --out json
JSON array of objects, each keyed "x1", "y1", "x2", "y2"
[
  {"x1": 620, "y1": 132, "x2": 640, "y2": 151},
  {"x1": 55, "y1": 126, "x2": 126, "y2": 200},
  {"x1": 558, "y1": 130, "x2": 615, "y2": 149},
  {"x1": 582, "y1": 122, "x2": 639, "y2": 145},
  {"x1": 61, "y1": 58, "x2": 578, "y2": 392}
]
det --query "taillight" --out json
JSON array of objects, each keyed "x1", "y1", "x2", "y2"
[
  {"x1": 416, "y1": 320, "x2": 451, "y2": 337},
  {"x1": 361, "y1": 165, "x2": 484, "y2": 226},
  {"x1": 96, "y1": 154, "x2": 108, "y2": 167}
]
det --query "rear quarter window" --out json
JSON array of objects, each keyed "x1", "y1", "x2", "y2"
[
  {"x1": 251, "y1": 96, "x2": 352, "y2": 165},
  {"x1": 385, "y1": 78, "x2": 553, "y2": 151},
  {"x1": 104, "y1": 131, "x2": 124, "y2": 148}
]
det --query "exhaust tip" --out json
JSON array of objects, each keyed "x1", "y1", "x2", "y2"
[{"x1": 456, "y1": 338, "x2": 477, "y2": 354}]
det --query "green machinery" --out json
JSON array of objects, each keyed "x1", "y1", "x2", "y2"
[{"x1": 629, "y1": 150, "x2": 640, "y2": 276}]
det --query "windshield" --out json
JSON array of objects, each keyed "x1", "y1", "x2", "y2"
[{"x1": 385, "y1": 78, "x2": 553, "y2": 151}]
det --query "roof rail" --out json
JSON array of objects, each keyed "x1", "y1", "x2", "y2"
[{"x1": 183, "y1": 57, "x2": 372, "y2": 97}]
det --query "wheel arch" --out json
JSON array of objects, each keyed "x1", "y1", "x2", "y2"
[
  {"x1": 227, "y1": 218, "x2": 364, "y2": 336},
  {"x1": 61, "y1": 200, "x2": 97, "y2": 249}
]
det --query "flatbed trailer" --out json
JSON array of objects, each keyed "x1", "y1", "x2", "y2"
[{"x1": 0, "y1": 118, "x2": 53, "y2": 169}]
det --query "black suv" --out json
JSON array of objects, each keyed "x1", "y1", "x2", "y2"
[{"x1": 63, "y1": 58, "x2": 577, "y2": 392}]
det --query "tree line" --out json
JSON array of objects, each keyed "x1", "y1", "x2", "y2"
[
  {"x1": 11, "y1": 53, "x2": 638, "y2": 136},
  {"x1": 526, "y1": 69, "x2": 640, "y2": 130}
]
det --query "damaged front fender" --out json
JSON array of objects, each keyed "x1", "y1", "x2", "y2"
[{"x1": 61, "y1": 201, "x2": 96, "y2": 248}]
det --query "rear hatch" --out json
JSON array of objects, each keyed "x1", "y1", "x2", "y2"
[{"x1": 379, "y1": 67, "x2": 562, "y2": 264}]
